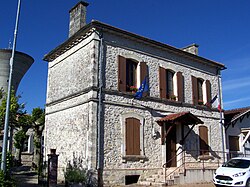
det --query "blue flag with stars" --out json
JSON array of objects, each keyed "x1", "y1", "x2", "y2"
[{"x1": 134, "y1": 76, "x2": 149, "y2": 99}]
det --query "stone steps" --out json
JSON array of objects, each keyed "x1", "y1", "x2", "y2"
[{"x1": 138, "y1": 167, "x2": 181, "y2": 186}]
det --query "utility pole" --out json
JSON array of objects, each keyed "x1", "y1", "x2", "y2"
[{"x1": 1, "y1": 0, "x2": 22, "y2": 172}]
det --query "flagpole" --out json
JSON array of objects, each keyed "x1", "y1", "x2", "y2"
[
  {"x1": 217, "y1": 70, "x2": 225, "y2": 163},
  {"x1": 1, "y1": 0, "x2": 22, "y2": 172}
]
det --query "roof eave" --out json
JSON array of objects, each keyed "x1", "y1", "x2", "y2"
[{"x1": 43, "y1": 20, "x2": 226, "y2": 70}]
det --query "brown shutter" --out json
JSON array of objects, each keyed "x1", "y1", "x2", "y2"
[
  {"x1": 118, "y1": 55, "x2": 126, "y2": 92},
  {"x1": 133, "y1": 118, "x2": 141, "y2": 155},
  {"x1": 125, "y1": 118, "x2": 134, "y2": 155},
  {"x1": 159, "y1": 67, "x2": 166, "y2": 99},
  {"x1": 192, "y1": 76, "x2": 198, "y2": 105},
  {"x1": 125, "y1": 118, "x2": 140, "y2": 155},
  {"x1": 206, "y1": 80, "x2": 211, "y2": 108},
  {"x1": 140, "y1": 62, "x2": 147, "y2": 82},
  {"x1": 199, "y1": 126, "x2": 209, "y2": 155},
  {"x1": 229, "y1": 136, "x2": 239, "y2": 151},
  {"x1": 177, "y1": 72, "x2": 184, "y2": 102}
]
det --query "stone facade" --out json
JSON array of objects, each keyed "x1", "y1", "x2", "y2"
[{"x1": 44, "y1": 21, "x2": 225, "y2": 185}]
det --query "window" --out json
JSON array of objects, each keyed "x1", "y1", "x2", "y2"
[
  {"x1": 125, "y1": 117, "x2": 140, "y2": 155},
  {"x1": 229, "y1": 136, "x2": 239, "y2": 152},
  {"x1": 192, "y1": 76, "x2": 211, "y2": 106},
  {"x1": 126, "y1": 59, "x2": 137, "y2": 91},
  {"x1": 21, "y1": 135, "x2": 29, "y2": 152},
  {"x1": 159, "y1": 67, "x2": 184, "y2": 102},
  {"x1": 197, "y1": 78, "x2": 203, "y2": 105},
  {"x1": 199, "y1": 126, "x2": 209, "y2": 155},
  {"x1": 166, "y1": 70, "x2": 174, "y2": 99},
  {"x1": 118, "y1": 55, "x2": 148, "y2": 93}
]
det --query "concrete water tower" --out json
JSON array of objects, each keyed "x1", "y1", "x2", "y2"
[{"x1": 0, "y1": 49, "x2": 34, "y2": 93}]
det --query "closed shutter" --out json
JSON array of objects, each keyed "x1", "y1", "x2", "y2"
[
  {"x1": 118, "y1": 55, "x2": 126, "y2": 92},
  {"x1": 206, "y1": 80, "x2": 211, "y2": 108},
  {"x1": 125, "y1": 118, "x2": 140, "y2": 155},
  {"x1": 159, "y1": 67, "x2": 167, "y2": 99},
  {"x1": 192, "y1": 76, "x2": 198, "y2": 105},
  {"x1": 125, "y1": 118, "x2": 134, "y2": 155},
  {"x1": 177, "y1": 72, "x2": 184, "y2": 102},
  {"x1": 133, "y1": 118, "x2": 141, "y2": 155},
  {"x1": 229, "y1": 136, "x2": 239, "y2": 151},
  {"x1": 199, "y1": 126, "x2": 209, "y2": 155}
]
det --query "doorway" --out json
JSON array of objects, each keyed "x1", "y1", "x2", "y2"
[{"x1": 165, "y1": 125, "x2": 176, "y2": 167}]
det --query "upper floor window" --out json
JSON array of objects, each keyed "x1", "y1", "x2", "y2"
[
  {"x1": 197, "y1": 78, "x2": 204, "y2": 104},
  {"x1": 192, "y1": 76, "x2": 211, "y2": 107},
  {"x1": 159, "y1": 67, "x2": 184, "y2": 102},
  {"x1": 166, "y1": 70, "x2": 174, "y2": 99},
  {"x1": 118, "y1": 55, "x2": 148, "y2": 93},
  {"x1": 126, "y1": 59, "x2": 137, "y2": 91}
]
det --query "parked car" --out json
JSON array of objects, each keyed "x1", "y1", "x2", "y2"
[{"x1": 213, "y1": 157, "x2": 250, "y2": 187}]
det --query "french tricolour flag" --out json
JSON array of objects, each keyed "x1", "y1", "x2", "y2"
[{"x1": 210, "y1": 94, "x2": 221, "y2": 111}]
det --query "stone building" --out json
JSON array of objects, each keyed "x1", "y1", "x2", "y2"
[{"x1": 43, "y1": 1, "x2": 226, "y2": 185}]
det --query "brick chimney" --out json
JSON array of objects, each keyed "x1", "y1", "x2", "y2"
[
  {"x1": 182, "y1": 44, "x2": 199, "y2": 55},
  {"x1": 69, "y1": 1, "x2": 89, "y2": 38}
]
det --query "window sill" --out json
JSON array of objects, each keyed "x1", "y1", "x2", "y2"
[{"x1": 122, "y1": 155, "x2": 148, "y2": 163}]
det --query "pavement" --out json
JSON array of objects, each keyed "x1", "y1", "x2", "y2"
[
  {"x1": 11, "y1": 166, "x2": 39, "y2": 187},
  {"x1": 11, "y1": 166, "x2": 215, "y2": 187}
]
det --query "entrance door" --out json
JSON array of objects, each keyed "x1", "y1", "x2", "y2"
[{"x1": 165, "y1": 125, "x2": 176, "y2": 167}]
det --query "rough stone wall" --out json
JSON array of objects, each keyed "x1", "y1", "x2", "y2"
[
  {"x1": 46, "y1": 33, "x2": 99, "y2": 104},
  {"x1": 45, "y1": 28, "x2": 224, "y2": 185},
  {"x1": 101, "y1": 32, "x2": 223, "y2": 184},
  {"x1": 45, "y1": 33, "x2": 99, "y2": 182}
]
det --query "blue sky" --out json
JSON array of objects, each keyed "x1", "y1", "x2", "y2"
[{"x1": 1, "y1": 0, "x2": 250, "y2": 113}]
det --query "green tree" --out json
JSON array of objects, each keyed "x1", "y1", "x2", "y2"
[
  {"x1": 0, "y1": 89, "x2": 28, "y2": 165},
  {"x1": 29, "y1": 108, "x2": 45, "y2": 175}
]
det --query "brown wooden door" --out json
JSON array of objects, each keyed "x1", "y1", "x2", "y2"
[{"x1": 166, "y1": 125, "x2": 176, "y2": 167}]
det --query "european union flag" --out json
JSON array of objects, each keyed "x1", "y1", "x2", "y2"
[{"x1": 134, "y1": 76, "x2": 149, "y2": 99}]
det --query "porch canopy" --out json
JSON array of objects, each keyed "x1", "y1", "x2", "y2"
[{"x1": 156, "y1": 111, "x2": 204, "y2": 144}]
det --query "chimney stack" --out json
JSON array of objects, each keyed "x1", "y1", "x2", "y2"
[
  {"x1": 69, "y1": 1, "x2": 89, "y2": 38},
  {"x1": 182, "y1": 43, "x2": 199, "y2": 55}
]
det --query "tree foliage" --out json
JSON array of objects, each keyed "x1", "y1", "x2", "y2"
[{"x1": 0, "y1": 89, "x2": 25, "y2": 129}]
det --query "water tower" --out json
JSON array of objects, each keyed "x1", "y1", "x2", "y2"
[{"x1": 0, "y1": 49, "x2": 34, "y2": 93}]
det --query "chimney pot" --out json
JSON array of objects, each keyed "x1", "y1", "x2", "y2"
[
  {"x1": 182, "y1": 43, "x2": 199, "y2": 55},
  {"x1": 69, "y1": 1, "x2": 89, "y2": 38}
]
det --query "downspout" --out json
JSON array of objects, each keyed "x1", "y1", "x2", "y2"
[
  {"x1": 217, "y1": 69, "x2": 225, "y2": 163},
  {"x1": 97, "y1": 32, "x2": 104, "y2": 187}
]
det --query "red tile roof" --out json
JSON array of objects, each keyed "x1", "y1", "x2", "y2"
[
  {"x1": 156, "y1": 111, "x2": 203, "y2": 125},
  {"x1": 224, "y1": 106, "x2": 250, "y2": 125}
]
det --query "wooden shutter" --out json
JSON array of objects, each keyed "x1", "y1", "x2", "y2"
[
  {"x1": 206, "y1": 80, "x2": 211, "y2": 108},
  {"x1": 125, "y1": 118, "x2": 140, "y2": 155},
  {"x1": 229, "y1": 136, "x2": 239, "y2": 151},
  {"x1": 133, "y1": 118, "x2": 141, "y2": 155},
  {"x1": 159, "y1": 67, "x2": 167, "y2": 99},
  {"x1": 140, "y1": 62, "x2": 147, "y2": 82},
  {"x1": 192, "y1": 76, "x2": 198, "y2": 105},
  {"x1": 199, "y1": 126, "x2": 209, "y2": 155},
  {"x1": 125, "y1": 118, "x2": 134, "y2": 155},
  {"x1": 118, "y1": 55, "x2": 126, "y2": 92},
  {"x1": 177, "y1": 72, "x2": 184, "y2": 102}
]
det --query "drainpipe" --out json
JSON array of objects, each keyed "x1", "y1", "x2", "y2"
[
  {"x1": 97, "y1": 33, "x2": 104, "y2": 187},
  {"x1": 217, "y1": 69, "x2": 225, "y2": 163}
]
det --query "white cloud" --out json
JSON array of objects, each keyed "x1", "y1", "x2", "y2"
[
  {"x1": 223, "y1": 77, "x2": 250, "y2": 91},
  {"x1": 223, "y1": 97, "x2": 250, "y2": 109}
]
